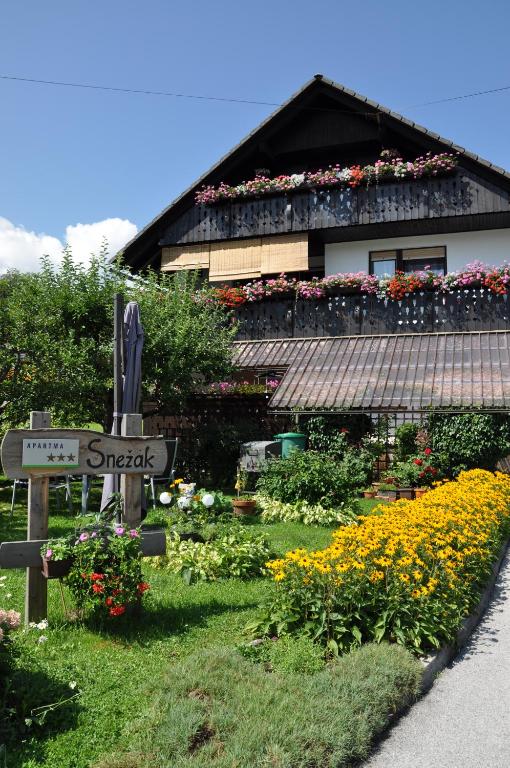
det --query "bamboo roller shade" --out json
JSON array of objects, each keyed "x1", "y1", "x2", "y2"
[
  {"x1": 402, "y1": 246, "x2": 446, "y2": 261},
  {"x1": 162, "y1": 234, "x2": 309, "y2": 279},
  {"x1": 161, "y1": 245, "x2": 210, "y2": 271}
]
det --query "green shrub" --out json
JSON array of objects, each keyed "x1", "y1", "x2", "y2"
[
  {"x1": 152, "y1": 526, "x2": 273, "y2": 583},
  {"x1": 256, "y1": 449, "x2": 370, "y2": 507},
  {"x1": 394, "y1": 423, "x2": 419, "y2": 461},
  {"x1": 109, "y1": 644, "x2": 421, "y2": 768},
  {"x1": 427, "y1": 411, "x2": 510, "y2": 475},
  {"x1": 257, "y1": 495, "x2": 359, "y2": 526}
]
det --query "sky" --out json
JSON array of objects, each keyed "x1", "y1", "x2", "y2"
[{"x1": 1, "y1": 0, "x2": 510, "y2": 272}]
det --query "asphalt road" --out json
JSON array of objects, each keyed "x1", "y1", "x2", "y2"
[{"x1": 365, "y1": 550, "x2": 510, "y2": 768}]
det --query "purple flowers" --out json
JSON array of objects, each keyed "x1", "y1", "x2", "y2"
[
  {"x1": 45, "y1": 549, "x2": 53, "y2": 560},
  {"x1": 114, "y1": 526, "x2": 125, "y2": 536},
  {"x1": 129, "y1": 529, "x2": 139, "y2": 538},
  {"x1": 79, "y1": 532, "x2": 89, "y2": 543}
]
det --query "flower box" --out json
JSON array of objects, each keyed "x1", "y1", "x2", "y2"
[
  {"x1": 397, "y1": 488, "x2": 414, "y2": 500},
  {"x1": 232, "y1": 498, "x2": 258, "y2": 516},
  {"x1": 41, "y1": 557, "x2": 73, "y2": 580}
]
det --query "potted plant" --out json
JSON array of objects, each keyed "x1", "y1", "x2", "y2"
[
  {"x1": 362, "y1": 488, "x2": 376, "y2": 499},
  {"x1": 376, "y1": 483, "x2": 399, "y2": 501},
  {"x1": 40, "y1": 538, "x2": 74, "y2": 579},
  {"x1": 233, "y1": 466, "x2": 257, "y2": 515}
]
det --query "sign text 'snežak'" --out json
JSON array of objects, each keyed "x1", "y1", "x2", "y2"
[{"x1": 85, "y1": 438, "x2": 156, "y2": 470}]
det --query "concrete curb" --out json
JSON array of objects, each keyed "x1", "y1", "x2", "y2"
[{"x1": 419, "y1": 538, "x2": 509, "y2": 692}]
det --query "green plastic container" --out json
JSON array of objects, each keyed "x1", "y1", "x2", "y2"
[{"x1": 274, "y1": 432, "x2": 306, "y2": 458}]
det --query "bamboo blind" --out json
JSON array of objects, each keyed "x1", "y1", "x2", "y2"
[
  {"x1": 261, "y1": 234, "x2": 308, "y2": 274},
  {"x1": 402, "y1": 246, "x2": 445, "y2": 261},
  {"x1": 209, "y1": 239, "x2": 262, "y2": 280},
  {"x1": 161, "y1": 245, "x2": 210, "y2": 271}
]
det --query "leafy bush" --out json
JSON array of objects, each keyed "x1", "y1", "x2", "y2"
[
  {"x1": 104, "y1": 644, "x2": 421, "y2": 768},
  {"x1": 258, "y1": 470, "x2": 510, "y2": 654},
  {"x1": 256, "y1": 449, "x2": 370, "y2": 507},
  {"x1": 394, "y1": 423, "x2": 419, "y2": 461},
  {"x1": 257, "y1": 495, "x2": 359, "y2": 526},
  {"x1": 152, "y1": 525, "x2": 273, "y2": 583},
  {"x1": 427, "y1": 412, "x2": 510, "y2": 476}
]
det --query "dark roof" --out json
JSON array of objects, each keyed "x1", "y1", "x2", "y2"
[
  {"x1": 122, "y1": 74, "x2": 510, "y2": 270},
  {"x1": 233, "y1": 331, "x2": 510, "y2": 412}
]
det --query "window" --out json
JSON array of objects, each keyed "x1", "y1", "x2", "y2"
[{"x1": 369, "y1": 246, "x2": 446, "y2": 276}]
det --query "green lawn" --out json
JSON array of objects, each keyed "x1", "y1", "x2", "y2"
[{"x1": 0, "y1": 483, "x2": 341, "y2": 767}]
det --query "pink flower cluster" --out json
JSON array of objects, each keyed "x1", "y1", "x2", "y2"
[
  {"x1": 216, "y1": 262, "x2": 510, "y2": 307},
  {"x1": 195, "y1": 152, "x2": 458, "y2": 204},
  {"x1": 0, "y1": 608, "x2": 21, "y2": 641}
]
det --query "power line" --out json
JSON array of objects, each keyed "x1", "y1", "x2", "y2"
[{"x1": 1, "y1": 72, "x2": 509, "y2": 113}]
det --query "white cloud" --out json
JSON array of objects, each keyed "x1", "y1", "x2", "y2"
[
  {"x1": 65, "y1": 219, "x2": 138, "y2": 265},
  {"x1": 0, "y1": 216, "x2": 138, "y2": 274}
]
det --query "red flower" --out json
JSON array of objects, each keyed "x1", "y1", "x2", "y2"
[
  {"x1": 112, "y1": 589, "x2": 121, "y2": 596},
  {"x1": 419, "y1": 471, "x2": 425, "y2": 479},
  {"x1": 91, "y1": 573, "x2": 104, "y2": 581},
  {"x1": 92, "y1": 583, "x2": 104, "y2": 594},
  {"x1": 137, "y1": 582, "x2": 150, "y2": 594},
  {"x1": 414, "y1": 458, "x2": 423, "y2": 466},
  {"x1": 105, "y1": 597, "x2": 114, "y2": 607},
  {"x1": 424, "y1": 447, "x2": 432, "y2": 456},
  {"x1": 109, "y1": 605, "x2": 126, "y2": 617}
]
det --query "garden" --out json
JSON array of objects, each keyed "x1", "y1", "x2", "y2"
[
  {"x1": 2, "y1": 407, "x2": 510, "y2": 767},
  {"x1": 2, "y1": 257, "x2": 510, "y2": 767}
]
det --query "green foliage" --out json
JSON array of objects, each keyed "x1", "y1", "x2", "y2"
[
  {"x1": 256, "y1": 449, "x2": 371, "y2": 507},
  {"x1": 427, "y1": 411, "x2": 510, "y2": 475},
  {"x1": 153, "y1": 525, "x2": 273, "y2": 583},
  {"x1": 240, "y1": 634, "x2": 326, "y2": 674},
  {"x1": 0, "y1": 253, "x2": 235, "y2": 429},
  {"x1": 394, "y1": 423, "x2": 420, "y2": 461},
  {"x1": 392, "y1": 460, "x2": 422, "y2": 487},
  {"x1": 104, "y1": 644, "x2": 421, "y2": 768},
  {"x1": 257, "y1": 495, "x2": 359, "y2": 526}
]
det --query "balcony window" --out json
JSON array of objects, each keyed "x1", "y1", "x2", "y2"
[{"x1": 369, "y1": 246, "x2": 446, "y2": 276}]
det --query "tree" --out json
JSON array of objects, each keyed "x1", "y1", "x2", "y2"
[{"x1": 0, "y1": 250, "x2": 235, "y2": 430}]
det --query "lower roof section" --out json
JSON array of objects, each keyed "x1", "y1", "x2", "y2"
[{"x1": 233, "y1": 331, "x2": 510, "y2": 412}]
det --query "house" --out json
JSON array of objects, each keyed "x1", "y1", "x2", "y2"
[{"x1": 124, "y1": 75, "x2": 510, "y2": 450}]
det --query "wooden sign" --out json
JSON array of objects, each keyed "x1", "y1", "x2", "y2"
[
  {"x1": 0, "y1": 529, "x2": 166, "y2": 569},
  {"x1": 1, "y1": 428, "x2": 170, "y2": 479}
]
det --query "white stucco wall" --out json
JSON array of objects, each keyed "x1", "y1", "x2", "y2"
[{"x1": 324, "y1": 228, "x2": 510, "y2": 276}]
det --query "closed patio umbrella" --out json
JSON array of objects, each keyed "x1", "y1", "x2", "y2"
[{"x1": 101, "y1": 300, "x2": 145, "y2": 511}]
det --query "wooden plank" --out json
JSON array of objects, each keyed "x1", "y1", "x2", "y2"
[
  {"x1": 0, "y1": 530, "x2": 167, "y2": 569},
  {"x1": 26, "y1": 411, "x2": 50, "y2": 624},
  {"x1": 1, "y1": 429, "x2": 169, "y2": 479},
  {"x1": 120, "y1": 414, "x2": 143, "y2": 528}
]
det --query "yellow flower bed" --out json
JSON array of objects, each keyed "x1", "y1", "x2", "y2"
[{"x1": 260, "y1": 470, "x2": 510, "y2": 654}]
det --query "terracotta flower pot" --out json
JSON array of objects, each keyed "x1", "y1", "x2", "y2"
[
  {"x1": 232, "y1": 499, "x2": 258, "y2": 516},
  {"x1": 414, "y1": 488, "x2": 428, "y2": 499},
  {"x1": 363, "y1": 491, "x2": 376, "y2": 499},
  {"x1": 41, "y1": 557, "x2": 73, "y2": 579}
]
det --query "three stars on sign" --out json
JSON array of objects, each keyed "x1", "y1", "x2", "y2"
[{"x1": 46, "y1": 453, "x2": 76, "y2": 463}]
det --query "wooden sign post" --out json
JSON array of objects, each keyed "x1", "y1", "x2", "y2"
[
  {"x1": 26, "y1": 411, "x2": 51, "y2": 623},
  {"x1": 1, "y1": 413, "x2": 170, "y2": 625}
]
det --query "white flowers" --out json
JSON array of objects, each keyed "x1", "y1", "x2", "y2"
[
  {"x1": 38, "y1": 635, "x2": 48, "y2": 644},
  {"x1": 29, "y1": 618, "x2": 48, "y2": 630},
  {"x1": 201, "y1": 493, "x2": 215, "y2": 508},
  {"x1": 159, "y1": 491, "x2": 172, "y2": 505}
]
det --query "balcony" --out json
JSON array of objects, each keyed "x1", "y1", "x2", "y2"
[
  {"x1": 161, "y1": 170, "x2": 510, "y2": 246},
  {"x1": 233, "y1": 288, "x2": 510, "y2": 341}
]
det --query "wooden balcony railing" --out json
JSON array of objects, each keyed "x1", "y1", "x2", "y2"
[
  {"x1": 161, "y1": 170, "x2": 510, "y2": 246},
  {"x1": 233, "y1": 288, "x2": 510, "y2": 341}
]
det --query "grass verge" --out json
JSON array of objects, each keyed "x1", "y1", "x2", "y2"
[{"x1": 94, "y1": 643, "x2": 422, "y2": 768}]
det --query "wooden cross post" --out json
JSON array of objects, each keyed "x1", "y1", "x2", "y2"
[
  {"x1": 120, "y1": 413, "x2": 143, "y2": 528},
  {"x1": 26, "y1": 411, "x2": 51, "y2": 624}
]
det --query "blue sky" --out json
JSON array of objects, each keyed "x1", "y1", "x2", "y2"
[{"x1": 1, "y1": 0, "x2": 510, "y2": 269}]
